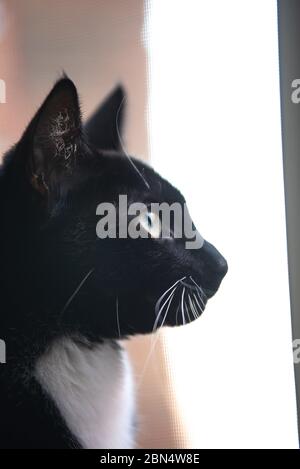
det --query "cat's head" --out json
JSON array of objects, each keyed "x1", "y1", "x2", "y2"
[{"x1": 1, "y1": 78, "x2": 227, "y2": 340}]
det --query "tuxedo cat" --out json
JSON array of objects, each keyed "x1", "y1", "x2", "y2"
[{"x1": 0, "y1": 78, "x2": 227, "y2": 448}]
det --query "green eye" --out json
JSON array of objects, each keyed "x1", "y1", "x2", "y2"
[{"x1": 140, "y1": 212, "x2": 161, "y2": 238}]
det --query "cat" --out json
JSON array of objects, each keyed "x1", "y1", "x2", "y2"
[{"x1": 0, "y1": 77, "x2": 227, "y2": 449}]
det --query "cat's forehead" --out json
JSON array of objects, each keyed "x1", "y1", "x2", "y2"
[{"x1": 98, "y1": 152, "x2": 185, "y2": 204}]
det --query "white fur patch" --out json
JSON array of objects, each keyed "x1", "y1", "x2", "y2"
[{"x1": 35, "y1": 336, "x2": 135, "y2": 449}]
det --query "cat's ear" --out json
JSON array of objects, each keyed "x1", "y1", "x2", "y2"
[
  {"x1": 26, "y1": 77, "x2": 83, "y2": 195},
  {"x1": 84, "y1": 85, "x2": 125, "y2": 151}
]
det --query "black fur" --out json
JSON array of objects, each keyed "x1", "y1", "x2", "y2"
[
  {"x1": 0, "y1": 78, "x2": 227, "y2": 448},
  {"x1": 84, "y1": 85, "x2": 125, "y2": 152}
]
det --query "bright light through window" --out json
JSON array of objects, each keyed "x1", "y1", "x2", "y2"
[{"x1": 146, "y1": 0, "x2": 298, "y2": 448}]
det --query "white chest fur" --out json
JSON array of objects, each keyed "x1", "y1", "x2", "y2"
[{"x1": 35, "y1": 336, "x2": 135, "y2": 449}]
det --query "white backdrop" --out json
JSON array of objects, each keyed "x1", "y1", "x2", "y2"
[{"x1": 146, "y1": 0, "x2": 299, "y2": 448}]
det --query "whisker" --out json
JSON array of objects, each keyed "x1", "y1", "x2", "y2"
[
  {"x1": 185, "y1": 294, "x2": 192, "y2": 322},
  {"x1": 190, "y1": 276, "x2": 206, "y2": 306},
  {"x1": 138, "y1": 329, "x2": 162, "y2": 390},
  {"x1": 194, "y1": 294, "x2": 202, "y2": 317},
  {"x1": 59, "y1": 268, "x2": 94, "y2": 320},
  {"x1": 193, "y1": 294, "x2": 202, "y2": 318},
  {"x1": 195, "y1": 287, "x2": 206, "y2": 308},
  {"x1": 155, "y1": 276, "x2": 186, "y2": 317},
  {"x1": 190, "y1": 278, "x2": 206, "y2": 308},
  {"x1": 158, "y1": 287, "x2": 176, "y2": 331},
  {"x1": 153, "y1": 286, "x2": 176, "y2": 332},
  {"x1": 139, "y1": 286, "x2": 176, "y2": 389},
  {"x1": 181, "y1": 287, "x2": 186, "y2": 325},
  {"x1": 190, "y1": 295, "x2": 197, "y2": 315},
  {"x1": 188, "y1": 293, "x2": 198, "y2": 320},
  {"x1": 151, "y1": 287, "x2": 177, "y2": 348},
  {"x1": 194, "y1": 294, "x2": 205, "y2": 314},
  {"x1": 116, "y1": 97, "x2": 150, "y2": 190},
  {"x1": 193, "y1": 292, "x2": 203, "y2": 315}
]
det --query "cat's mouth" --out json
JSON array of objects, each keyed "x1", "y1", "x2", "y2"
[{"x1": 153, "y1": 276, "x2": 208, "y2": 330}]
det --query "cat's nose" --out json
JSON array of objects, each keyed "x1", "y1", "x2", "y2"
[
  {"x1": 201, "y1": 240, "x2": 228, "y2": 297},
  {"x1": 204, "y1": 241, "x2": 228, "y2": 277}
]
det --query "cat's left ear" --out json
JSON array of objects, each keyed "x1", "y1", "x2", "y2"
[
  {"x1": 26, "y1": 77, "x2": 83, "y2": 195},
  {"x1": 84, "y1": 85, "x2": 125, "y2": 151}
]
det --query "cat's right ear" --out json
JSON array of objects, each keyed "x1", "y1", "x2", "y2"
[
  {"x1": 18, "y1": 77, "x2": 84, "y2": 196},
  {"x1": 84, "y1": 85, "x2": 125, "y2": 151}
]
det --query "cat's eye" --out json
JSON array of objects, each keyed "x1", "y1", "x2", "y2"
[{"x1": 140, "y1": 211, "x2": 161, "y2": 238}]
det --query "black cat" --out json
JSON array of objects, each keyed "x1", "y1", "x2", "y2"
[{"x1": 0, "y1": 78, "x2": 227, "y2": 449}]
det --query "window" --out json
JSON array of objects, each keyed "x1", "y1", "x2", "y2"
[{"x1": 146, "y1": 0, "x2": 298, "y2": 448}]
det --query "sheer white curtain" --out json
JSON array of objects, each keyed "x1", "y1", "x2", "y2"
[{"x1": 146, "y1": 0, "x2": 298, "y2": 448}]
